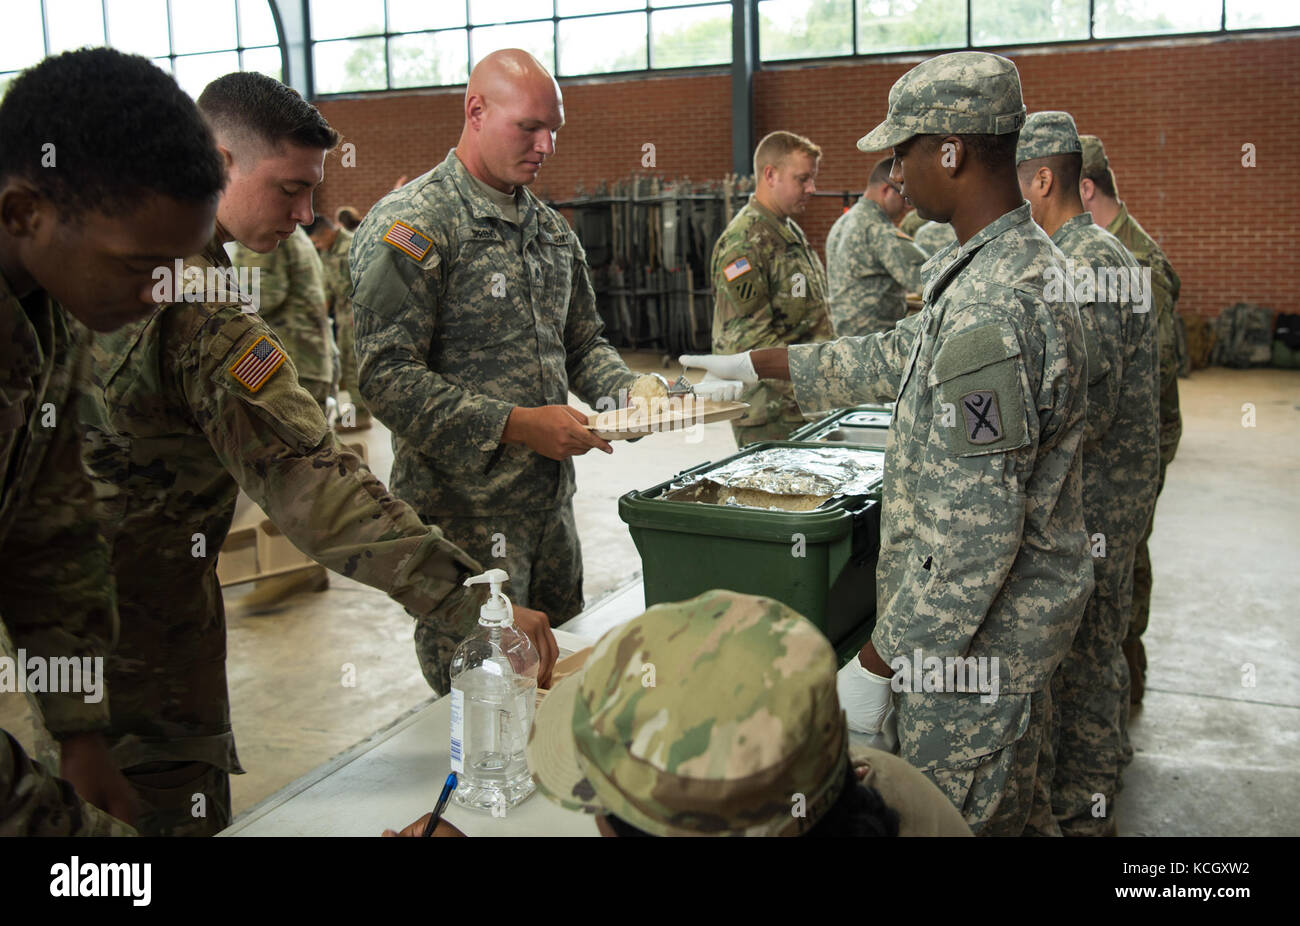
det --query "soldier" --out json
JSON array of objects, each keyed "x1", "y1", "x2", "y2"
[
  {"x1": 683, "y1": 52, "x2": 1093, "y2": 836},
  {"x1": 825, "y1": 157, "x2": 928, "y2": 337},
  {"x1": 351, "y1": 49, "x2": 660, "y2": 624},
  {"x1": 0, "y1": 48, "x2": 222, "y2": 830},
  {"x1": 1016, "y1": 112, "x2": 1159, "y2": 836},
  {"x1": 517, "y1": 590, "x2": 970, "y2": 837},
  {"x1": 77, "y1": 70, "x2": 555, "y2": 837},
  {"x1": 307, "y1": 212, "x2": 370, "y2": 431},
  {"x1": 898, "y1": 208, "x2": 926, "y2": 238},
  {"x1": 710, "y1": 131, "x2": 833, "y2": 445},
  {"x1": 1079, "y1": 134, "x2": 1182, "y2": 710},
  {"x1": 231, "y1": 225, "x2": 336, "y2": 417},
  {"x1": 912, "y1": 220, "x2": 958, "y2": 256}
]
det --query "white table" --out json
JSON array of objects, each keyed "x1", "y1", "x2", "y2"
[{"x1": 221, "y1": 582, "x2": 647, "y2": 837}]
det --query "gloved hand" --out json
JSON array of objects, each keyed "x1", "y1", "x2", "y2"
[
  {"x1": 836, "y1": 657, "x2": 894, "y2": 735},
  {"x1": 693, "y1": 373, "x2": 744, "y2": 402},
  {"x1": 859, "y1": 704, "x2": 899, "y2": 754},
  {"x1": 678, "y1": 352, "x2": 759, "y2": 385}
]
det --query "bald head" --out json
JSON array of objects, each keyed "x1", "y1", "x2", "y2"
[{"x1": 457, "y1": 49, "x2": 565, "y2": 193}]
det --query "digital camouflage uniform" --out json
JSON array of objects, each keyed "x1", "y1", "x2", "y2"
[
  {"x1": 231, "y1": 226, "x2": 336, "y2": 414},
  {"x1": 825, "y1": 197, "x2": 927, "y2": 337},
  {"x1": 1018, "y1": 112, "x2": 1159, "y2": 836},
  {"x1": 528, "y1": 589, "x2": 972, "y2": 837},
  {"x1": 899, "y1": 209, "x2": 926, "y2": 237},
  {"x1": 711, "y1": 196, "x2": 833, "y2": 445},
  {"x1": 79, "y1": 235, "x2": 488, "y2": 836},
  {"x1": 351, "y1": 150, "x2": 638, "y2": 623},
  {"x1": 913, "y1": 220, "x2": 958, "y2": 256},
  {"x1": 0, "y1": 271, "x2": 120, "y2": 834},
  {"x1": 788, "y1": 53, "x2": 1093, "y2": 836},
  {"x1": 319, "y1": 225, "x2": 370, "y2": 426}
]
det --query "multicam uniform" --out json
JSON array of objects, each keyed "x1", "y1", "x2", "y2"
[
  {"x1": 350, "y1": 150, "x2": 638, "y2": 623},
  {"x1": 79, "y1": 235, "x2": 487, "y2": 836},
  {"x1": 711, "y1": 197, "x2": 833, "y2": 444}
]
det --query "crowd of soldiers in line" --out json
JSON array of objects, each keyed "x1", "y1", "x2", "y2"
[{"x1": 1, "y1": 41, "x2": 1179, "y2": 839}]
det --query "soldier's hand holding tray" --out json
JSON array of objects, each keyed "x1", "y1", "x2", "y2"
[{"x1": 502, "y1": 404, "x2": 613, "y2": 460}]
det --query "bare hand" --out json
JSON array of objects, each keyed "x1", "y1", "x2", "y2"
[
  {"x1": 503, "y1": 405, "x2": 612, "y2": 461},
  {"x1": 382, "y1": 813, "x2": 465, "y2": 837},
  {"x1": 513, "y1": 605, "x2": 556, "y2": 688},
  {"x1": 60, "y1": 733, "x2": 137, "y2": 825}
]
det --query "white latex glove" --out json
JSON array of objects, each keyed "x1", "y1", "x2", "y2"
[
  {"x1": 694, "y1": 373, "x2": 744, "y2": 402},
  {"x1": 678, "y1": 352, "x2": 759, "y2": 384},
  {"x1": 836, "y1": 657, "x2": 894, "y2": 735},
  {"x1": 859, "y1": 704, "x2": 899, "y2": 754}
]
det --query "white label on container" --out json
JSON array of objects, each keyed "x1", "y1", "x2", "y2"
[{"x1": 449, "y1": 687, "x2": 465, "y2": 774}]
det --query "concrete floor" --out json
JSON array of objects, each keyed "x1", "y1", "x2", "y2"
[{"x1": 3, "y1": 357, "x2": 1297, "y2": 835}]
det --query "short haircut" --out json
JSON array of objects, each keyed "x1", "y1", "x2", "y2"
[
  {"x1": 753, "y1": 130, "x2": 822, "y2": 178},
  {"x1": 335, "y1": 206, "x2": 363, "y2": 230},
  {"x1": 1082, "y1": 164, "x2": 1118, "y2": 199},
  {"x1": 868, "y1": 157, "x2": 895, "y2": 188},
  {"x1": 197, "y1": 71, "x2": 339, "y2": 155},
  {"x1": 304, "y1": 213, "x2": 334, "y2": 236},
  {"x1": 1017, "y1": 152, "x2": 1082, "y2": 198},
  {"x1": 955, "y1": 132, "x2": 1019, "y2": 173},
  {"x1": 0, "y1": 48, "x2": 225, "y2": 218}
]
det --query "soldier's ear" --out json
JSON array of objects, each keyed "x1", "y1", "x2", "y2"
[
  {"x1": 937, "y1": 135, "x2": 964, "y2": 176},
  {"x1": 0, "y1": 180, "x2": 45, "y2": 239},
  {"x1": 1079, "y1": 177, "x2": 1095, "y2": 203}
]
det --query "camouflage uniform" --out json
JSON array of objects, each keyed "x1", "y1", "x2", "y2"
[
  {"x1": 528, "y1": 589, "x2": 972, "y2": 836},
  {"x1": 231, "y1": 227, "x2": 336, "y2": 414},
  {"x1": 319, "y1": 225, "x2": 370, "y2": 426},
  {"x1": 899, "y1": 209, "x2": 926, "y2": 237},
  {"x1": 1018, "y1": 112, "x2": 1159, "y2": 836},
  {"x1": 913, "y1": 220, "x2": 958, "y2": 256},
  {"x1": 1, "y1": 731, "x2": 135, "y2": 836},
  {"x1": 350, "y1": 150, "x2": 638, "y2": 623},
  {"x1": 79, "y1": 235, "x2": 487, "y2": 836},
  {"x1": 0, "y1": 271, "x2": 119, "y2": 834},
  {"x1": 787, "y1": 53, "x2": 1093, "y2": 836},
  {"x1": 825, "y1": 197, "x2": 927, "y2": 337},
  {"x1": 711, "y1": 197, "x2": 833, "y2": 444}
]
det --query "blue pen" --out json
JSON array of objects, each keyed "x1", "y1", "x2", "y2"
[{"x1": 421, "y1": 772, "x2": 458, "y2": 837}]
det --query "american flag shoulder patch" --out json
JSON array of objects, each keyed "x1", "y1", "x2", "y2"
[
  {"x1": 383, "y1": 220, "x2": 433, "y2": 261},
  {"x1": 723, "y1": 257, "x2": 752, "y2": 281},
  {"x1": 228, "y1": 335, "x2": 287, "y2": 393}
]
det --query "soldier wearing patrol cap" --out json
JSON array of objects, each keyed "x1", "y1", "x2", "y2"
[
  {"x1": 524, "y1": 589, "x2": 972, "y2": 837},
  {"x1": 683, "y1": 52, "x2": 1093, "y2": 835},
  {"x1": 825, "y1": 157, "x2": 929, "y2": 337},
  {"x1": 78, "y1": 70, "x2": 555, "y2": 836},
  {"x1": 1017, "y1": 111, "x2": 1159, "y2": 836},
  {"x1": 1078, "y1": 133, "x2": 1183, "y2": 713},
  {"x1": 709, "y1": 131, "x2": 834, "y2": 445}
]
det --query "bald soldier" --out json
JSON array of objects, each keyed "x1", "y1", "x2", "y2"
[
  {"x1": 352, "y1": 50, "x2": 661, "y2": 623},
  {"x1": 78, "y1": 71, "x2": 554, "y2": 837},
  {"x1": 685, "y1": 53, "x2": 1092, "y2": 836},
  {"x1": 710, "y1": 131, "x2": 833, "y2": 444},
  {"x1": 1079, "y1": 134, "x2": 1182, "y2": 710},
  {"x1": 1017, "y1": 112, "x2": 1158, "y2": 836},
  {"x1": 825, "y1": 157, "x2": 927, "y2": 337},
  {"x1": 0, "y1": 48, "x2": 223, "y2": 833}
]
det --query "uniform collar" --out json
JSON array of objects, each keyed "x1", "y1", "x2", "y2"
[
  {"x1": 922, "y1": 202, "x2": 1033, "y2": 296},
  {"x1": 0, "y1": 268, "x2": 52, "y2": 386},
  {"x1": 445, "y1": 148, "x2": 537, "y2": 229},
  {"x1": 1050, "y1": 211, "x2": 1094, "y2": 246},
  {"x1": 862, "y1": 198, "x2": 890, "y2": 224},
  {"x1": 202, "y1": 228, "x2": 233, "y2": 269},
  {"x1": 745, "y1": 195, "x2": 802, "y2": 244},
  {"x1": 1107, "y1": 201, "x2": 1131, "y2": 236}
]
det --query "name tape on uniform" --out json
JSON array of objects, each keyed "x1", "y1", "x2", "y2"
[
  {"x1": 383, "y1": 220, "x2": 433, "y2": 261},
  {"x1": 228, "y1": 335, "x2": 286, "y2": 393},
  {"x1": 723, "y1": 257, "x2": 752, "y2": 281}
]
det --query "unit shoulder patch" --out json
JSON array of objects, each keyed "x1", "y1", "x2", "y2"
[
  {"x1": 383, "y1": 220, "x2": 433, "y2": 261},
  {"x1": 961, "y1": 390, "x2": 1002, "y2": 445}
]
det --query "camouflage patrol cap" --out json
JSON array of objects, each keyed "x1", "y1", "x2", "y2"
[
  {"x1": 1015, "y1": 111, "x2": 1082, "y2": 164},
  {"x1": 1079, "y1": 134, "x2": 1108, "y2": 176},
  {"x1": 857, "y1": 52, "x2": 1026, "y2": 152},
  {"x1": 527, "y1": 589, "x2": 848, "y2": 836}
]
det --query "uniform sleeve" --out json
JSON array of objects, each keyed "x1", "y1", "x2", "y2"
[
  {"x1": 1078, "y1": 297, "x2": 1121, "y2": 449},
  {"x1": 1151, "y1": 258, "x2": 1182, "y2": 463},
  {"x1": 182, "y1": 312, "x2": 486, "y2": 683},
  {"x1": 871, "y1": 223, "x2": 927, "y2": 294},
  {"x1": 0, "y1": 344, "x2": 115, "y2": 739},
  {"x1": 351, "y1": 217, "x2": 515, "y2": 471},
  {"x1": 711, "y1": 245, "x2": 776, "y2": 354},
  {"x1": 563, "y1": 235, "x2": 637, "y2": 407},
  {"x1": 787, "y1": 309, "x2": 923, "y2": 411},
  {"x1": 0, "y1": 730, "x2": 135, "y2": 836}
]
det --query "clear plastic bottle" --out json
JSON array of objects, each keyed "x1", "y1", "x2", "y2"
[{"x1": 449, "y1": 569, "x2": 538, "y2": 812}]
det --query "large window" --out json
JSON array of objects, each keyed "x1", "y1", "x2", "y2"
[
  {"x1": 0, "y1": 0, "x2": 283, "y2": 98},
  {"x1": 759, "y1": 0, "x2": 1299, "y2": 62},
  {"x1": 308, "y1": 0, "x2": 733, "y2": 94}
]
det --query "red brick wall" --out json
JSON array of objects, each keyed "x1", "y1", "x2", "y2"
[{"x1": 316, "y1": 33, "x2": 1300, "y2": 319}]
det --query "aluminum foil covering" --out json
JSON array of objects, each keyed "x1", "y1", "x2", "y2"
[{"x1": 667, "y1": 447, "x2": 884, "y2": 502}]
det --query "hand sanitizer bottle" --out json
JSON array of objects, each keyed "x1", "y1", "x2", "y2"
[{"x1": 449, "y1": 569, "x2": 538, "y2": 812}]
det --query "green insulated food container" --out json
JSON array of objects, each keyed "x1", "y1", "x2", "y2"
[{"x1": 617, "y1": 441, "x2": 883, "y2": 664}]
